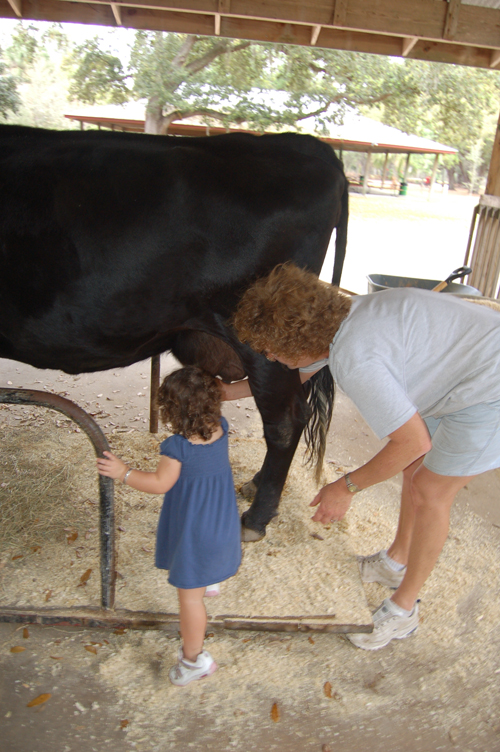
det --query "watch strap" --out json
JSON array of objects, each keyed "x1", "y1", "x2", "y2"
[{"x1": 345, "y1": 472, "x2": 360, "y2": 494}]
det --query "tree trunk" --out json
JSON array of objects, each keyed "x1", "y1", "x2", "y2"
[
  {"x1": 144, "y1": 96, "x2": 165, "y2": 135},
  {"x1": 445, "y1": 166, "x2": 456, "y2": 191}
]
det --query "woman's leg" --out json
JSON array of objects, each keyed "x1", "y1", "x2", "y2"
[
  {"x1": 386, "y1": 456, "x2": 425, "y2": 566},
  {"x1": 391, "y1": 465, "x2": 474, "y2": 612},
  {"x1": 177, "y1": 587, "x2": 207, "y2": 661}
]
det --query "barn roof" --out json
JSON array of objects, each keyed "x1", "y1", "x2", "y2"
[
  {"x1": 4, "y1": 0, "x2": 500, "y2": 71},
  {"x1": 64, "y1": 102, "x2": 458, "y2": 156}
]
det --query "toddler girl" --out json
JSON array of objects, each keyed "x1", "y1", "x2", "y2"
[{"x1": 97, "y1": 366, "x2": 242, "y2": 686}]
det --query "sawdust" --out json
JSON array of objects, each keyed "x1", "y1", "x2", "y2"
[
  {"x1": 2, "y1": 408, "x2": 500, "y2": 751},
  {"x1": 0, "y1": 415, "x2": 371, "y2": 627},
  {"x1": 93, "y1": 490, "x2": 500, "y2": 752}
]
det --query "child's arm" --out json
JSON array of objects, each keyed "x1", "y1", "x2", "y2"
[{"x1": 97, "y1": 451, "x2": 181, "y2": 494}]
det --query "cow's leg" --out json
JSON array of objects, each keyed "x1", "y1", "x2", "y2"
[{"x1": 241, "y1": 366, "x2": 311, "y2": 541}]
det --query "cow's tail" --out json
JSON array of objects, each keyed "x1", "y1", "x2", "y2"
[
  {"x1": 331, "y1": 177, "x2": 349, "y2": 287},
  {"x1": 303, "y1": 367, "x2": 335, "y2": 484}
]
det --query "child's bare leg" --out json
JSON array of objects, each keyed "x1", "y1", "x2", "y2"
[{"x1": 177, "y1": 587, "x2": 207, "y2": 661}]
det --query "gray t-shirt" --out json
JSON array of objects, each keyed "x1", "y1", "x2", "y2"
[{"x1": 300, "y1": 288, "x2": 500, "y2": 439}]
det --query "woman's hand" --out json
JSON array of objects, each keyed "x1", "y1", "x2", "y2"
[
  {"x1": 309, "y1": 480, "x2": 352, "y2": 524},
  {"x1": 96, "y1": 451, "x2": 129, "y2": 482}
]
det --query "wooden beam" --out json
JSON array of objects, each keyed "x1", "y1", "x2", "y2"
[
  {"x1": 1, "y1": 0, "x2": 500, "y2": 70},
  {"x1": 402, "y1": 36, "x2": 418, "y2": 57},
  {"x1": 13, "y1": 0, "x2": 500, "y2": 50},
  {"x1": 490, "y1": 50, "x2": 500, "y2": 69},
  {"x1": 333, "y1": 0, "x2": 348, "y2": 27},
  {"x1": 110, "y1": 2, "x2": 122, "y2": 24},
  {"x1": 443, "y1": 0, "x2": 461, "y2": 41},
  {"x1": 7, "y1": 0, "x2": 22, "y2": 16},
  {"x1": 310, "y1": 23, "x2": 321, "y2": 45},
  {"x1": 214, "y1": 11, "x2": 220, "y2": 33}
]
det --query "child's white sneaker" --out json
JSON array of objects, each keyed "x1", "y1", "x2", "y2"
[
  {"x1": 204, "y1": 582, "x2": 220, "y2": 597},
  {"x1": 169, "y1": 649, "x2": 217, "y2": 686}
]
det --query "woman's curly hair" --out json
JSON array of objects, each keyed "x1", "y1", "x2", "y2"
[
  {"x1": 233, "y1": 263, "x2": 352, "y2": 361},
  {"x1": 158, "y1": 366, "x2": 222, "y2": 441}
]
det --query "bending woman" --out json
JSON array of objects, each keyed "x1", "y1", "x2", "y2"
[{"x1": 223, "y1": 262, "x2": 500, "y2": 651}]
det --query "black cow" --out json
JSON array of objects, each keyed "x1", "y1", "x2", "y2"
[{"x1": 0, "y1": 124, "x2": 348, "y2": 540}]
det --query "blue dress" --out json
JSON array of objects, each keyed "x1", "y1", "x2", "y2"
[{"x1": 155, "y1": 417, "x2": 242, "y2": 589}]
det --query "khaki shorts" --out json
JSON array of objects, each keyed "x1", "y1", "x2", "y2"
[{"x1": 423, "y1": 399, "x2": 500, "y2": 477}]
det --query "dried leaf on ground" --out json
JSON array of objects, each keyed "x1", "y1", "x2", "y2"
[
  {"x1": 10, "y1": 645, "x2": 26, "y2": 653},
  {"x1": 78, "y1": 568, "x2": 92, "y2": 586},
  {"x1": 27, "y1": 693, "x2": 51, "y2": 707},
  {"x1": 271, "y1": 702, "x2": 280, "y2": 722}
]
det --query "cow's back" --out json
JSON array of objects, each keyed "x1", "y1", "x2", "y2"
[{"x1": 0, "y1": 125, "x2": 346, "y2": 372}]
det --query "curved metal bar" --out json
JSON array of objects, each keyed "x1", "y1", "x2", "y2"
[{"x1": 0, "y1": 388, "x2": 115, "y2": 609}]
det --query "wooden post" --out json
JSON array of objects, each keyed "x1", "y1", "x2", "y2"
[
  {"x1": 362, "y1": 151, "x2": 372, "y2": 196},
  {"x1": 381, "y1": 152, "x2": 389, "y2": 189},
  {"x1": 465, "y1": 107, "x2": 500, "y2": 298},
  {"x1": 150, "y1": 355, "x2": 160, "y2": 433},
  {"x1": 403, "y1": 153, "x2": 411, "y2": 182},
  {"x1": 428, "y1": 153, "x2": 439, "y2": 198}
]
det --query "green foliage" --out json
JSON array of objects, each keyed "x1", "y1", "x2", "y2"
[
  {"x1": 372, "y1": 59, "x2": 500, "y2": 186},
  {"x1": 5, "y1": 23, "x2": 39, "y2": 81},
  {"x1": 1, "y1": 22, "x2": 75, "y2": 130},
  {"x1": 0, "y1": 46, "x2": 20, "y2": 118},
  {"x1": 68, "y1": 38, "x2": 129, "y2": 105}
]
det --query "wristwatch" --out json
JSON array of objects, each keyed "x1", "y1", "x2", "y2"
[{"x1": 344, "y1": 473, "x2": 360, "y2": 494}]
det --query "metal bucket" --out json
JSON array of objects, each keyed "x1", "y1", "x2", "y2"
[{"x1": 367, "y1": 274, "x2": 482, "y2": 296}]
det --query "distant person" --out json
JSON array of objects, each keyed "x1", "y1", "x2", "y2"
[
  {"x1": 223, "y1": 262, "x2": 500, "y2": 650},
  {"x1": 97, "y1": 366, "x2": 241, "y2": 684}
]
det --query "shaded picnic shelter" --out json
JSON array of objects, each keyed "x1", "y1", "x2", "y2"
[{"x1": 65, "y1": 103, "x2": 457, "y2": 196}]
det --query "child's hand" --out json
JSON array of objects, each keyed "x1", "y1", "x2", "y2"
[{"x1": 96, "y1": 451, "x2": 129, "y2": 482}]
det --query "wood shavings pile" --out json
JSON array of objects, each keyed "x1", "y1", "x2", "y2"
[
  {"x1": 0, "y1": 419, "x2": 372, "y2": 628},
  {"x1": 93, "y1": 482, "x2": 500, "y2": 752}
]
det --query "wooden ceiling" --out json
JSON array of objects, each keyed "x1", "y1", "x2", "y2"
[{"x1": 2, "y1": 0, "x2": 500, "y2": 70}]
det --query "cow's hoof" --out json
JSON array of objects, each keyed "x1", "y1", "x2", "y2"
[
  {"x1": 241, "y1": 524, "x2": 265, "y2": 542},
  {"x1": 240, "y1": 480, "x2": 258, "y2": 499}
]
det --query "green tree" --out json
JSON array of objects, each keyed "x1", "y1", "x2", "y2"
[
  {"x1": 0, "y1": 47, "x2": 20, "y2": 119},
  {"x1": 68, "y1": 38, "x2": 129, "y2": 105},
  {"x1": 69, "y1": 32, "x2": 421, "y2": 135},
  {"x1": 3, "y1": 22, "x2": 75, "y2": 130},
  {"x1": 5, "y1": 23, "x2": 39, "y2": 81},
  {"x1": 372, "y1": 60, "x2": 500, "y2": 189}
]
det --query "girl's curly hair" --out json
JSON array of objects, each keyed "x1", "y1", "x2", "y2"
[
  {"x1": 158, "y1": 366, "x2": 222, "y2": 441},
  {"x1": 233, "y1": 263, "x2": 351, "y2": 361}
]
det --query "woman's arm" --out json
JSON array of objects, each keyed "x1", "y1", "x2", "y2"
[
  {"x1": 219, "y1": 368, "x2": 319, "y2": 401},
  {"x1": 97, "y1": 451, "x2": 181, "y2": 494},
  {"x1": 219, "y1": 379, "x2": 253, "y2": 400},
  {"x1": 310, "y1": 412, "x2": 431, "y2": 524}
]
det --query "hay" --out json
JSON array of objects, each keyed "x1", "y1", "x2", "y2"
[{"x1": 0, "y1": 420, "x2": 97, "y2": 550}]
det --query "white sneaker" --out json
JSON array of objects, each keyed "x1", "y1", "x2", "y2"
[
  {"x1": 357, "y1": 550, "x2": 406, "y2": 589},
  {"x1": 347, "y1": 598, "x2": 419, "y2": 651},
  {"x1": 168, "y1": 649, "x2": 217, "y2": 686},
  {"x1": 204, "y1": 582, "x2": 220, "y2": 597}
]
